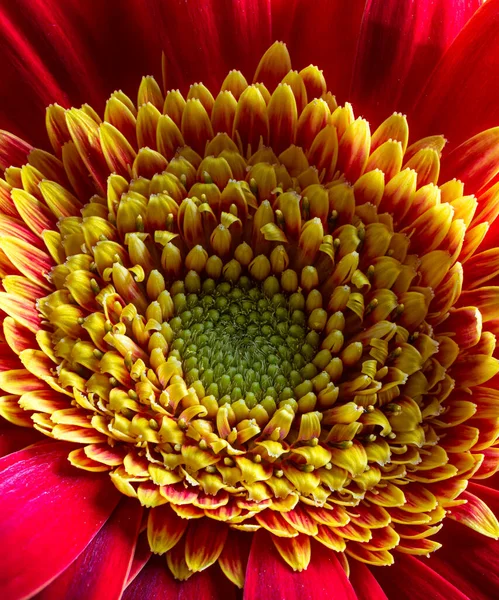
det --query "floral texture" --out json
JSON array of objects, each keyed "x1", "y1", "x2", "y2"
[{"x1": 1, "y1": 1, "x2": 499, "y2": 599}]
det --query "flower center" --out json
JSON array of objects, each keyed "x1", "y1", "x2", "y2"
[
  {"x1": 169, "y1": 276, "x2": 316, "y2": 407},
  {"x1": 2, "y1": 41, "x2": 498, "y2": 586}
]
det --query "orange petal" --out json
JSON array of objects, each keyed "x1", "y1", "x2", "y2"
[
  {"x1": 314, "y1": 525, "x2": 346, "y2": 551},
  {"x1": 184, "y1": 519, "x2": 228, "y2": 572},
  {"x1": 255, "y1": 510, "x2": 299, "y2": 538},
  {"x1": 218, "y1": 530, "x2": 252, "y2": 589},
  {"x1": 403, "y1": 148, "x2": 440, "y2": 187},
  {"x1": 233, "y1": 86, "x2": 269, "y2": 153},
  {"x1": 336, "y1": 118, "x2": 370, "y2": 183},
  {"x1": 0, "y1": 237, "x2": 52, "y2": 289},
  {"x1": 0, "y1": 129, "x2": 32, "y2": 170},
  {"x1": 3, "y1": 316, "x2": 37, "y2": 355},
  {"x1": 147, "y1": 504, "x2": 188, "y2": 554},
  {"x1": 99, "y1": 122, "x2": 136, "y2": 178},
  {"x1": 440, "y1": 127, "x2": 499, "y2": 194},
  {"x1": 0, "y1": 293, "x2": 42, "y2": 333},
  {"x1": 464, "y1": 248, "x2": 499, "y2": 289},
  {"x1": 451, "y1": 354, "x2": 499, "y2": 388},
  {"x1": 268, "y1": 84, "x2": 297, "y2": 154},
  {"x1": 253, "y1": 41, "x2": 291, "y2": 92},
  {"x1": 10, "y1": 188, "x2": 55, "y2": 238},
  {"x1": 395, "y1": 537, "x2": 442, "y2": 555},
  {"x1": 448, "y1": 489, "x2": 499, "y2": 539},
  {"x1": 68, "y1": 447, "x2": 111, "y2": 472},
  {"x1": 272, "y1": 533, "x2": 311, "y2": 571},
  {"x1": 65, "y1": 108, "x2": 109, "y2": 193},
  {"x1": 181, "y1": 99, "x2": 213, "y2": 155}
]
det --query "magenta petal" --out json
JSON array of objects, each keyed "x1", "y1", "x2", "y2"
[
  {"x1": 349, "y1": 561, "x2": 388, "y2": 600},
  {"x1": 37, "y1": 498, "x2": 142, "y2": 600},
  {"x1": 0, "y1": 441, "x2": 120, "y2": 599},
  {"x1": 123, "y1": 556, "x2": 237, "y2": 600},
  {"x1": 244, "y1": 531, "x2": 357, "y2": 600},
  {"x1": 372, "y1": 553, "x2": 471, "y2": 600}
]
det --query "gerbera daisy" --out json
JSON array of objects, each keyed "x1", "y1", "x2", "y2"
[{"x1": 1, "y1": 1, "x2": 499, "y2": 599}]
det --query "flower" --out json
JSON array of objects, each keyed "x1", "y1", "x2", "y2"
[{"x1": 1, "y1": 0, "x2": 499, "y2": 598}]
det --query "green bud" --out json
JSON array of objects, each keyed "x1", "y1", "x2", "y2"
[
  {"x1": 185, "y1": 271, "x2": 201, "y2": 293},
  {"x1": 171, "y1": 338, "x2": 185, "y2": 351},
  {"x1": 186, "y1": 368, "x2": 199, "y2": 384},
  {"x1": 231, "y1": 387, "x2": 243, "y2": 401},
  {"x1": 169, "y1": 316, "x2": 182, "y2": 332},
  {"x1": 245, "y1": 392, "x2": 257, "y2": 408},
  {"x1": 305, "y1": 331, "x2": 321, "y2": 348},
  {"x1": 272, "y1": 293, "x2": 286, "y2": 308},
  {"x1": 215, "y1": 296, "x2": 229, "y2": 310},
  {"x1": 173, "y1": 293, "x2": 187, "y2": 313},
  {"x1": 207, "y1": 309, "x2": 220, "y2": 322},
  {"x1": 260, "y1": 396, "x2": 277, "y2": 415},
  {"x1": 264, "y1": 386, "x2": 278, "y2": 400},
  {"x1": 170, "y1": 280, "x2": 185, "y2": 295},
  {"x1": 293, "y1": 353, "x2": 306, "y2": 369},
  {"x1": 202, "y1": 369, "x2": 215, "y2": 387},
  {"x1": 184, "y1": 356, "x2": 198, "y2": 371},
  {"x1": 263, "y1": 276, "x2": 280, "y2": 298},
  {"x1": 275, "y1": 307, "x2": 288, "y2": 322},
  {"x1": 301, "y1": 343, "x2": 315, "y2": 360},
  {"x1": 280, "y1": 387, "x2": 294, "y2": 400},
  {"x1": 202, "y1": 278, "x2": 216, "y2": 294},
  {"x1": 219, "y1": 374, "x2": 232, "y2": 394},
  {"x1": 202, "y1": 295, "x2": 215, "y2": 308},
  {"x1": 180, "y1": 310, "x2": 192, "y2": 326},
  {"x1": 289, "y1": 324, "x2": 305, "y2": 339},
  {"x1": 239, "y1": 276, "x2": 251, "y2": 290},
  {"x1": 301, "y1": 362, "x2": 318, "y2": 380},
  {"x1": 289, "y1": 292, "x2": 305, "y2": 311},
  {"x1": 217, "y1": 282, "x2": 232, "y2": 295},
  {"x1": 230, "y1": 287, "x2": 243, "y2": 300},
  {"x1": 276, "y1": 321, "x2": 289, "y2": 336},
  {"x1": 206, "y1": 382, "x2": 219, "y2": 399}
]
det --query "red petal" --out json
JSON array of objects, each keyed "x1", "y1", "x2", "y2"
[
  {"x1": 122, "y1": 556, "x2": 237, "y2": 600},
  {"x1": 272, "y1": 0, "x2": 366, "y2": 103},
  {"x1": 418, "y1": 517, "x2": 499, "y2": 600},
  {"x1": 371, "y1": 553, "x2": 471, "y2": 600},
  {"x1": 126, "y1": 531, "x2": 152, "y2": 586},
  {"x1": 38, "y1": 498, "x2": 142, "y2": 600},
  {"x1": 244, "y1": 531, "x2": 357, "y2": 600},
  {"x1": 349, "y1": 561, "x2": 388, "y2": 600},
  {"x1": 0, "y1": 129, "x2": 33, "y2": 170},
  {"x1": 0, "y1": 0, "x2": 272, "y2": 146},
  {"x1": 350, "y1": 0, "x2": 479, "y2": 124},
  {"x1": 411, "y1": 0, "x2": 499, "y2": 146},
  {"x1": 439, "y1": 128, "x2": 499, "y2": 195},
  {"x1": 0, "y1": 441, "x2": 120, "y2": 599},
  {"x1": 0, "y1": 420, "x2": 44, "y2": 457}
]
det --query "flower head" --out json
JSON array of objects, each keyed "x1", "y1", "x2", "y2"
[{"x1": 1, "y1": 2, "x2": 499, "y2": 599}]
